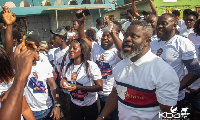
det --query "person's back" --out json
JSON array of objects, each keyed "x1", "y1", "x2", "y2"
[{"x1": 24, "y1": 57, "x2": 53, "y2": 111}]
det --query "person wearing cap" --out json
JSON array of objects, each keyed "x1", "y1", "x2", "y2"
[
  {"x1": 51, "y1": 27, "x2": 71, "y2": 75},
  {"x1": 51, "y1": 27, "x2": 71, "y2": 120}
]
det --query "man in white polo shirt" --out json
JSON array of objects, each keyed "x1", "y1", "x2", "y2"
[
  {"x1": 151, "y1": 13, "x2": 200, "y2": 111},
  {"x1": 97, "y1": 21, "x2": 179, "y2": 120}
]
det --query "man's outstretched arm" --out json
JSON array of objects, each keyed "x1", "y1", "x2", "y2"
[{"x1": 97, "y1": 87, "x2": 118, "y2": 120}]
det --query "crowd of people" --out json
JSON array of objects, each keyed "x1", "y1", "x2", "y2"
[{"x1": 0, "y1": 0, "x2": 200, "y2": 120}]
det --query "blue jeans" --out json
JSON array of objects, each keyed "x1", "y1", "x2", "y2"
[
  {"x1": 33, "y1": 106, "x2": 53, "y2": 120},
  {"x1": 99, "y1": 95, "x2": 119, "y2": 120}
]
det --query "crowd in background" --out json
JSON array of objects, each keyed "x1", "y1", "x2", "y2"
[{"x1": 0, "y1": 0, "x2": 200, "y2": 120}]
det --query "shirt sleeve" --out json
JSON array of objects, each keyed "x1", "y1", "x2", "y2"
[
  {"x1": 89, "y1": 61, "x2": 102, "y2": 81},
  {"x1": 48, "y1": 49, "x2": 54, "y2": 62},
  {"x1": 155, "y1": 65, "x2": 180, "y2": 106},
  {"x1": 91, "y1": 42, "x2": 101, "y2": 59},
  {"x1": 47, "y1": 63, "x2": 54, "y2": 78},
  {"x1": 181, "y1": 38, "x2": 197, "y2": 60},
  {"x1": 113, "y1": 48, "x2": 122, "y2": 63},
  {"x1": 183, "y1": 59, "x2": 200, "y2": 77}
]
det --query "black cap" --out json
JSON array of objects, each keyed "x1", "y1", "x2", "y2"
[{"x1": 50, "y1": 27, "x2": 67, "y2": 37}]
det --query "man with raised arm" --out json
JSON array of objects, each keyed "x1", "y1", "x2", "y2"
[{"x1": 77, "y1": 10, "x2": 122, "y2": 120}]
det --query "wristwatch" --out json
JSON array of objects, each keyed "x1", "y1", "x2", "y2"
[{"x1": 98, "y1": 114, "x2": 104, "y2": 120}]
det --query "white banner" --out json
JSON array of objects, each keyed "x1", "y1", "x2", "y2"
[{"x1": 163, "y1": 0, "x2": 177, "y2": 2}]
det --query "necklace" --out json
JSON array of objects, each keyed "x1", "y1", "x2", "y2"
[{"x1": 71, "y1": 63, "x2": 83, "y2": 84}]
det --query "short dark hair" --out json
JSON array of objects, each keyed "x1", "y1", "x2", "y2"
[
  {"x1": 85, "y1": 28, "x2": 97, "y2": 42},
  {"x1": 73, "y1": 20, "x2": 79, "y2": 24},
  {"x1": 142, "y1": 11, "x2": 151, "y2": 15},
  {"x1": 161, "y1": 13, "x2": 177, "y2": 21},
  {"x1": 172, "y1": 10, "x2": 180, "y2": 17},
  {"x1": 96, "y1": 17, "x2": 104, "y2": 26},
  {"x1": 26, "y1": 34, "x2": 41, "y2": 47},
  {"x1": 183, "y1": 9, "x2": 192, "y2": 15},
  {"x1": 187, "y1": 11, "x2": 199, "y2": 20},
  {"x1": 13, "y1": 30, "x2": 21, "y2": 42},
  {"x1": 65, "y1": 26, "x2": 71, "y2": 31}
]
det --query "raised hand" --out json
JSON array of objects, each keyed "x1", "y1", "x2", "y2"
[
  {"x1": 20, "y1": 35, "x2": 39, "y2": 61},
  {"x1": 1, "y1": 5, "x2": 16, "y2": 25},
  {"x1": 76, "y1": 10, "x2": 86, "y2": 22}
]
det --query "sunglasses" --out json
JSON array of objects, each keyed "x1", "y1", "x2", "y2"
[{"x1": 184, "y1": 19, "x2": 195, "y2": 22}]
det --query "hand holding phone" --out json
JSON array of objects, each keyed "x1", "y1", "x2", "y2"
[{"x1": 75, "y1": 9, "x2": 91, "y2": 19}]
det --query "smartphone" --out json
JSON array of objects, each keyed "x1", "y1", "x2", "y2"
[
  {"x1": 83, "y1": 9, "x2": 90, "y2": 16},
  {"x1": 75, "y1": 9, "x2": 91, "y2": 19}
]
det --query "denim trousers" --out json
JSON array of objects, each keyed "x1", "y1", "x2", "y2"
[{"x1": 33, "y1": 106, "x2": 53, "y2": 120}]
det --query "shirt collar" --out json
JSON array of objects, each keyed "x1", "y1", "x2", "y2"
[
  {"x1": 159, "y1": 34, "x2": 177, "y2": 44},
  {"x1": 60, "y1": 46, "x2": 69, "y2": 52},
  {"x1": 126, "y1": 50, "x2": 153, "y2": 66}
]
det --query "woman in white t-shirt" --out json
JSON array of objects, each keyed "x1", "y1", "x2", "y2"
[
  {"x1": 0, "y1": 47, "x2": 35, "y2": 120},
  {"x1": 60, "y1": 39, "x2": 103, "y2": 120}
]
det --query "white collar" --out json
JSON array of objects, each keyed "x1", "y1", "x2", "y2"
[{"x1": 126, "y1": 50, "x2": 153, "y2": 66}]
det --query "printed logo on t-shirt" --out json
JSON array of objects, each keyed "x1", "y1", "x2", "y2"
[
  {"x1": 117, "y1": 81, "x2": 159, "y2": 108},
  {"x1": 69, "y1": 82, "x2": 88, "y2": 101},
  {"x1": 96, "y1": 60, "x2": 112, "y2": 79},
  {"x1": 28, "y1": 72, "x2": 46, "y2": 93},
  {"x1": 156, "y1": 48, "x2": 163, "y2": 57}
]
